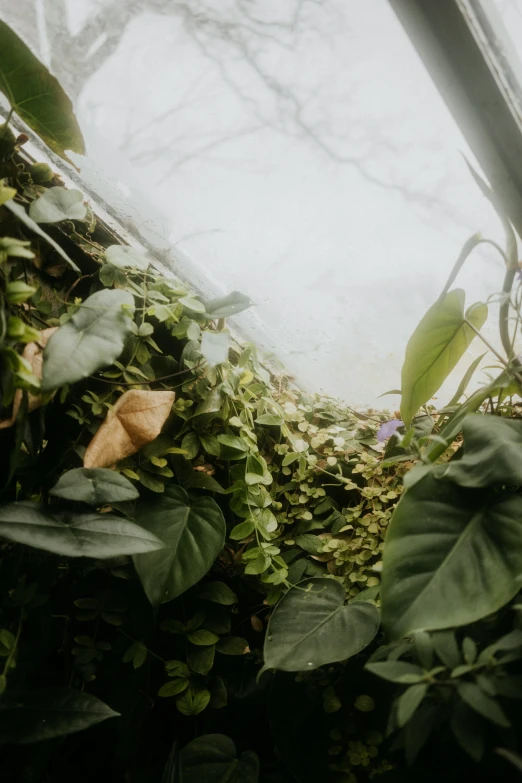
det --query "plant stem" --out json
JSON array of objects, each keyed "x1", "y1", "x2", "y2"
[
  {"x1": 464, "y1": 319, "x2": 509, "y2": 367},
  {"x1": 0, "y1": 108, "x2": 14, "y2": 140},
  {"x1": 464, "y1": 318, "x2": 522, "y2": 388},
  {"x1": 500, "y1": 267, "x2": 518, "y2": 360}
]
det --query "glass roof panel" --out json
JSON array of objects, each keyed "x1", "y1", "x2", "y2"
[{"x1": 1, "y1": 0, "x2": 512, "y2": 405}]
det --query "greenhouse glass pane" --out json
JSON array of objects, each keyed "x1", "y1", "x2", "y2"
[{"x1": 0, "y1": 0, "x2": 512, "y2": 404}]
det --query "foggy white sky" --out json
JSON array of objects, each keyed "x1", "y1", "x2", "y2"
[{"x1": 3, "y1": 0, "x2": 520, "y2": 405}]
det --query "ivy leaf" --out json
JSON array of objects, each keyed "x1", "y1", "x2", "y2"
[
  {"x1": 200, "y1": 331, "x2": 230, "y2": 367},
  {"x1": 104, "y1": 245, "x2": 149, "y2": 270},
  {"x1": 190, "y1": 473, "x2": 226, "y2": 493},
  {"x1": 0, "y1": 502, "x2": 165, "y2": 558},
  {"x1": 42, "y1": 289, "x2": 135, "y2": 391},
  {"x1": 0, "y1": 21, "x2": 85, "y2": 162},
  {"x1": 264, "y1": 578, "x2": 379, "y2": 671},
  {"x1": 187, "y1": 630, "x2": 220, "y2": 646},
  {"x1": 50, "y1": 468, "x2": 139, "y2": 505},
  {"x1": 179, "y1": 296, "x2": 205, "y2": 314},
  {"x1": 442, "y1": 415, "x2": 522, "y2": 488},
  {"x1": 4, "y1": 201, "x2": 80, "y2": 271},
  {"x1": 180, "y1": 734, "x2": 259, "y2": 783},
  {"x1": 255, "y1": 414, "x2": 283, "y2": 426},
  {"x1": 217, "y1": 434, "x2": 249, "y2": 460},
  {"x1": 381, "y1": 474, "x2": 522, "y2": 639},
  {"x1": 400, "y1": 289, "x2": 487, "y2": 426},
  {"x1": 84, "y1": 390, "x2": 175, "y2": 468},
  {"x1": 28, "y1": 187, "x2": 86, "y2": 223},
  {"x1": 158, "y1": 679, "x2": 189, "y2": 698},
  {"x1": 216, "y1": 637, "x2": 249, "y2": 656},
  {"x1": 0, "y1": 688, "x2": 118, "y2": 744},
  {"x1": 204, "y1": 291, "x2": 254, "y2": 319},
  {"x1": 176, "y1": 687, "x2": 211, "y2": 716},
  {"x1": 196, "y1": 581, "x2": 238, "y2": 605},
  {"x1": 133, "y1": 485, "x2": 226, "y2": 605},
  {"x1": 187, "y1": 643, "x2": 215, "y2": 675}
]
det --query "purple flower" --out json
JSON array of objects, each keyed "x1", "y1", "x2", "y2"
[{"x1": 377, "y1": 419, "x2": 403, "y2": 442}]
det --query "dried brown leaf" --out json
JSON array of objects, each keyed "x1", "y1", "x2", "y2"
[
  {"x1": 84, "y1": 389, "x2": 175, "y2": 468},
  {"x1": 0, "y1": 327, "x2": 57, "y2": 429}
]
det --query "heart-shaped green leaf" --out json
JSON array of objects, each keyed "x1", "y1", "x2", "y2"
[
  {"x1": 0, "y1": 502, "x2": 164, "y2": 558},
  {"x1": 200, "y1": 331, "x2": 230, "y2": 367},
  {"x1": 29, "y1": 187, "x2": 86, "y2": 223},
  {"x1": 50, "y1": 468, "x2": 139, "y2": 505},
  {"x1": 400, "y1": 289, "x2": 487, "y2": 426},
  {"x1": 105, "y1": 245, "x2": 149, "y2": 270},
  {"x1": 180, "y1": 734, "x2": 259, "y2": 783},
  {"x1": 4, "y1": 200, "x2": 80, "y2": 271},
  {"x1": 264, "y1": 578, "x2": 379, "y2": 671},
  {"x1": 133, "y1": 485, "x2": 226, "y2": 605},
  {"x1": 442, "y1": 414, "x2": 522, "y2": 488},
  {"x1": 0, "y1": 22, "x2": 85, "y2": 161},
  {"x1": 381, "y1": 474, "x2": 522, "y2": 639},
  {"x1": 0, "y1": 688, "x2": 118, "y2": 744},
  {"x1": 42, "y1": 288, "x2": 135, "y2": 390}
]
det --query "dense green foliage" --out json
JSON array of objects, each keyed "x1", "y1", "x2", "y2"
[{"x1": 2, "y1": 22, "x2": 522, "y2": 783}]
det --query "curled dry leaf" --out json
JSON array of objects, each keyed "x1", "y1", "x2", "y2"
[
  {"x1": 84, "y1": 390, "x2": 175, "y2": 468},
  {"x1": 0, "y1": 327, "x2": 57, "y2": 429}
]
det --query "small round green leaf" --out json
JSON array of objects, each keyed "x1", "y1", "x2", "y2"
[
  {"x1": 187, "y1": 630, "x2": 220, "y2": 646},
  {"x1": 158, "y1": 679, "x2": 189, "y2": 698},
  {"x1": 264, "y1": 578, "x2": 380, "y2": 671},
  {"x1": 216, "y1": 637, "x2": 249, "y2": 656}
]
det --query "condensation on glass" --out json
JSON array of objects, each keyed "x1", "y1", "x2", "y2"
[{"x1": 0, "y1": 0, "x2": 513, "y2": 405}]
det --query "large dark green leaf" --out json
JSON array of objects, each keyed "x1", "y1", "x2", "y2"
[
  {"x1": 0, "y1": 22, "x2": 85, "y2": 161},
  {"x1": 133, "y1": 485, "x2": 226, "y2": 605},
  {"x1": 42, "y1": 288, "x2": 135, "y2": 390},
  {"x1": 181, "y1": 734, "x2": 259, "y2": 783},
  {"x1": 381, "y1": 474, "x2": 522, "y2": 639},
  {"x1": 0, "y1": 502, "x2": 164, "y2": 558},
  {"x1": 0, "y1": 688, "x2": 118, "y2": 744},
  {"x1": 443, "y1": 414, "x2": 522, "y2": 488},
  {"x1": 400, "y1": 289, "x2": 487, "y2": 426},
  {"x1": 264, "y1": 578, "x2": 379, "y2": 671},
  {"x1": 50, "y1": 468, "x2": 139, "y2": 505}
]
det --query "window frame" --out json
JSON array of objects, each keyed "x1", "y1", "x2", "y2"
[{"x1": 389, "y1": 0, "x2": 522, "y2": 240}]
